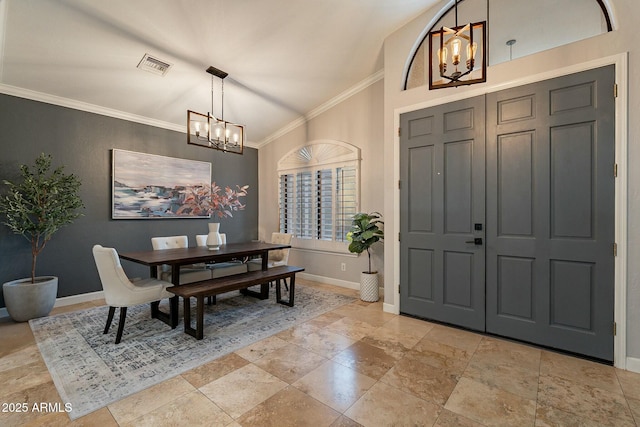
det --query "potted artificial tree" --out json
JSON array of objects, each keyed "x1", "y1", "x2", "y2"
[
  {"x1": 0, "y1": 153, "x2": 84, "y2": 321},
  {"x1": 347, "y1": 211, "x2": 384, "y2": 302}
]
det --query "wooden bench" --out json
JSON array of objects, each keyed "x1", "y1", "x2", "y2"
[{"x1": 167, "y1": 265, "x2": 305, "y2": 339}]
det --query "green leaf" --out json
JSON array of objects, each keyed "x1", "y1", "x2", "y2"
[{"x1": 0, "y1": 153, "x2": 84, "y2": 281}]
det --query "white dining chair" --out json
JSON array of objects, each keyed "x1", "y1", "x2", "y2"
[
  {"x1": 196, "y1": 233, "x2": 248, "y2": 278},
  {"x1": 247, "y1": 232, "x2": 293, "y2": 271},
  {"x1": 92, "y1": 244, "x2": 174, "y2": 344},
  {"x1": 247, "y1": 232, "x2": 293, "y2": 290},
  {"x1": 151, "y1": 235, "x2": 212, "y2": 284}
]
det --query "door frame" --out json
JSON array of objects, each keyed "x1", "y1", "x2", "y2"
[{"x1": 391, "y1": 53, "x2": 628, "y2": 368}]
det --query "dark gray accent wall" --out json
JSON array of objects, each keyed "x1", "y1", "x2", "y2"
[{"x1": 0, "y1": 94, "x2": 258, "y2": 306}]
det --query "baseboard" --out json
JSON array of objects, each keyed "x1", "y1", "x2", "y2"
[
  {"x1": 0, "y1": 291, "x2": 105, "y2": 319},
  {"x1": 0, "y1": 274, "x2": 383, "y2": 319},
  {"x1": 298, "y1": 272, "x2": 360, "y2": 290},
  {"x1": 625, "y1": 356, "x2": 640, "y2": 373},
  {"x1": 383, "y1": 302, "x2": 399, "y2": 315}
]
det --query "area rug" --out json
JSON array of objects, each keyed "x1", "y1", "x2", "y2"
[{"x1": 29, "y1": 285, "x2": 354, "y2": 420}]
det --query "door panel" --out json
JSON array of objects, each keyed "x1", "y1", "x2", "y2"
[
  {"x1": 400, "y1": 66, "x2": 614, "y2": 361},
  {"x1": 486, "y1": 65, "x2": 615, "y2": 361},
  {"x1": 400, "y1": 96, "x2": 486, "y2": 331}
]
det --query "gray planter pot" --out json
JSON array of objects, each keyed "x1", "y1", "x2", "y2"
[{"x1": 2, "y1": 276, "x2": 58, "y2": 322}]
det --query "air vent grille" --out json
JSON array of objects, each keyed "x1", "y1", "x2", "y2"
[{"x1": 137, "y1": 53, "x2": 172, "y2": 76}]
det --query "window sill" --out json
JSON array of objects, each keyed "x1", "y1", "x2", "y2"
[{"x1": 291, "y1": 239, "x2": 357, "y2": 256}]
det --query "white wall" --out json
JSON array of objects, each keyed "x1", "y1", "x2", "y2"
[
  {"x1": 383, "y1": 0, "x2": 640, "y2": 367},
  {"x1": 257, "y1": 79, "x2": 385, "y2": 289}
]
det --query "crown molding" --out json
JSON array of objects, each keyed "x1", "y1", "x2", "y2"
[
  {"x1": 0, "y1": 70, "x2": 384, "y2": 150},
  {"x1": 0, "y1": 83, "x2": 259, "y2": 149},
  {"x1": 0, "y1": 83, "x2": 185, "y2": 132},
  {"x1": 256, "y1": 69, "x2": 385, "y2": 149}
]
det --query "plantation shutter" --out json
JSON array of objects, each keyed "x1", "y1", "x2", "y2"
[
  {"x1": 336, "y1": 166, "x2": 357, "y2": 241},
  {"x1": 318, "y1": 169, "x2": 333, "y2": 240},
  {"x1": 279, "y1": 174, "x2": 293, "y2": 233},
  {"x1": 296, "y1": 171, "x2": 313, "y2": 239}
]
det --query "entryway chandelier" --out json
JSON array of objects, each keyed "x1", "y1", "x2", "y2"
[
  {"x1": 428, "y1": 0, "x2": 486, "y2": 90},
  {"x1": 187, "y1": 66, "x2": 244, "y2": 154}
]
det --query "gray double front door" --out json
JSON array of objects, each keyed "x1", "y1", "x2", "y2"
[{"x1": 400, "y1": 65, "x2": 615, "y2": 361}]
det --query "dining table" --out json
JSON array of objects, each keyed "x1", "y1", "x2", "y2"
[{"x1": 119, "y1": 241, "x2": 292, "y2": 327}]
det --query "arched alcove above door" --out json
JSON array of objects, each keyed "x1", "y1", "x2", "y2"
[{"x1": 405, "y1": 0, "x2": 613, "y2": 90}]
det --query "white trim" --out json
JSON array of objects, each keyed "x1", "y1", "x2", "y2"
[
  {"x1": 626, "y1": 357, "x2": 640, "y2": 374},
  {"x1": 0, "y1": 69, "x2": 385, "y2": 153},
  {"x1": 401, "y1": 0, "x2": 455, "y2": 90},
  {"x1": 291, "y1": 247, "x2": 357, "y2": 257},
  {"x1": 0, "y1": 0, "x2": 8, "y2": 82},
  {"x1": 601, "y1": 0, "x2": 618, "y2": 30},
  {"x1": 613, "y1": 52, "x2": 628, "y2": 370},
  {"x1": 257, "y1": 70, "x2": 384, "y2": 148},
  {"x1": 0, "y1": 290, "x2": 105, "y2": 319},
  {"x1": 383, "y1": 301, "x2": 398, "y2": 315},
  {"x1": 0, "y1": 84, "x2": 262, "y2": 149},
  {"x1": 393, "y1": 53, "x2": 628, "y2": 368},
  {"x1": 277, "y1": 139, "x2": 361, "y2": 171},
  {"x1": 298, "y1": 272, "x2": 360, "y2": 290}
]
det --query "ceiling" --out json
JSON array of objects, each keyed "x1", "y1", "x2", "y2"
[{"x1": 0, "y1": 0, "x2": 438, "y2": 146}]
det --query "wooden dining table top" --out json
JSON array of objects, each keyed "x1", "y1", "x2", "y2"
[{"x1": 119, "y1": 241, "x2": 291, "y2": 267}]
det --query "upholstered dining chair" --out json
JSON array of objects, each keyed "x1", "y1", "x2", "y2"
[
  {"x1": 247, "y1": 232, "x2": 294, "y2": 290},
  {"x1": 195, "y1": 233, "x2": 248, "y2": 278},
  {"x1": 247, "y1": 232, "x2": 293, "y2": 271},
  {"x1": 92, "y1": 244, "x2": 174, "y2": 344},
  {"x1": 196, "y1": 233, "x2": 247, "y2": 304},
  {"x1": 151, "y1": 235, "x2": 212, "y2": 284}
]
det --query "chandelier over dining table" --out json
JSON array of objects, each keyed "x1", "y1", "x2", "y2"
[{"x1": 187, "y1": 66, "x2": 244, "y2": 154}]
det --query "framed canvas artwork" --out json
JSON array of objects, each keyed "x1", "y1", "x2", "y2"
[{"x1": 111, "y1": 149, "x2": 211, "y2": 219}]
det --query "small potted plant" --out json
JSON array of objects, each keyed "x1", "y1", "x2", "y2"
[
  {"x1": 347, "y1": 211, "x2": 384, "y2": 302},
  {"x1": 0, "y1": 153, "x2": 84, "y2": 321}
]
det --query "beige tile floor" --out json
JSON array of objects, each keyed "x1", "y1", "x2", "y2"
[{"x1": 2, "y1": 279, "x2": 640, "y2": 426}]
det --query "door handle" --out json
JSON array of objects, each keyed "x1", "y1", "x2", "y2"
[{"x1": 465, "y1": 238, "x2": 483, "y2": 245}]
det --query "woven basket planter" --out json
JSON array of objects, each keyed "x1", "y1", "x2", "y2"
[{"x1": 360, "y1": 272, "x2": 379, "y2": 302}]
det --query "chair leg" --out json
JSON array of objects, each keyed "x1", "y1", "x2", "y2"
[
  {"x1": 104, "y1": 306, "x2": 116, "y2": 334},
  {"x1": 115, "y1": 307, "x2": 127, "y2": 344}
]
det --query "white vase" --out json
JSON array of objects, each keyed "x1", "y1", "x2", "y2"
[
  {"x1": 206, "y1": 222, "x2": 223, "y2": 250},
  {"x1": 360, "y1": 272, "x2": 379, "y2": 302}
]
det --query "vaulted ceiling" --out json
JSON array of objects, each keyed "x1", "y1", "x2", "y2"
[
  {"x1": 0, "y1": 0, "x2": 609, "y2": 147},
  {"x1": 0, "y1": 0, "x2": 437, "y2": 146}
]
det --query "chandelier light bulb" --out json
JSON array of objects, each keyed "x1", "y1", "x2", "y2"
[
  {"x1": 466, "y1": 42, "x2": 478, "y2": 69},
  {"x1": 451, "y1": 38, "x2": 462, "y2": 65},
  {"x1": 439, "y1": 47, "x2": 448, "y2": 63}
]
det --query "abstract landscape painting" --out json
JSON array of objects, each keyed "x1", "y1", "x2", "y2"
[{"x1": 112, "y1": 149, "x2": 211, "y2": 219}]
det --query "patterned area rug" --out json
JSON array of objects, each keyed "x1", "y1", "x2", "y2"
[{"x1": 29, "y1": 285, "x2": 354, "y2": 420}]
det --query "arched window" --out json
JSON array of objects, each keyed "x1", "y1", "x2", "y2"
[
  {"x1": 278, "y1": 140, "x2": 360, "y2": 252},
  {"x1": 405, "y1": 0, "x2": 612, "y2": 90}
]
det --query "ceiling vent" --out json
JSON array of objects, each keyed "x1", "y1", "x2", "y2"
[{"x1": 137, "y1": 53, "x2": 172, "y2": 76}]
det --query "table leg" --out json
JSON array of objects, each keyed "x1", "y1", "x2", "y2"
[{"x1": 196, "y1": 296, "x2": 204, "y2": 340}]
